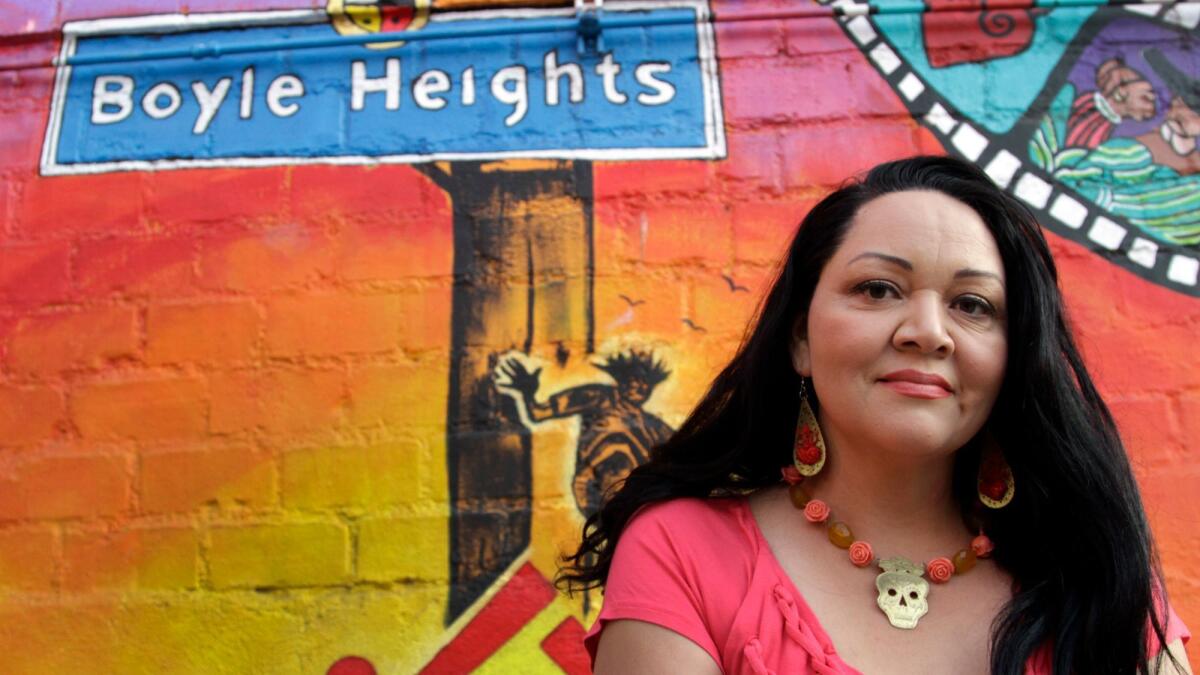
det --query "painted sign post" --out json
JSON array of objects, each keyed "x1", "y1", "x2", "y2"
[{"x1": 40, "y1": 0, "x2": 723, "y2": 637}]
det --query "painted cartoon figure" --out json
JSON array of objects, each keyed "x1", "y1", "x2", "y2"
[
  {"x1": 1136, "y1": 48, "x2": 1200, "y2": 172},
  {"x1": 1030, "y1": 44, "x2": 1200, "y2": 247},
  {"x1": 497, "y1": 350, "x2": 674, "y2": 517},
  {"x1": 1049, "y1": 49, "x2": 1200, "y2": 246},
  {"x1": 1064, "y1": 57, "x2": 1157, "y2": 149}
]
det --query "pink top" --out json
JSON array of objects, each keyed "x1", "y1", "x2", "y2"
[{"x1": 583, "y1": 497, "x2": 1189, "y2": 674}]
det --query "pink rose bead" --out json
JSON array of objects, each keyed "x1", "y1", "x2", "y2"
[
  {"x1": 803, "y1": 499, "x2": 830, "y2": 523},
  {"x1": 848, "y1": 541, "x2": 873, "y2": 567},
  {"x1": 780, "y1": 466, "x2": 804, "y2": 485},
  {"x1": 971, "y1": 534, "x2": 995, "y2": 558},
  {"x1": 926, "y1": 557, "x2": 954, "y2": 583}
]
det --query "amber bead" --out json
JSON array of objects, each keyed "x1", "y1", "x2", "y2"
[
  {"x1": 952, "y1": 548, "x2": 977, "y2": 575},
  {"x1": 788, "y1": 483, "x2": 812, "y2": 509},
  {"x1": 827, "y1": 521, "x2": 854, "y2": 549}
]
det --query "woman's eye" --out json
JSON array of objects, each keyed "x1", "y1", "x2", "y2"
[
  {"x1": 954, "y1": 295, "x2": 995, "y2": 317},
  {"x1": 855, "y1": 280, "x2": 898, "y2": 300}
]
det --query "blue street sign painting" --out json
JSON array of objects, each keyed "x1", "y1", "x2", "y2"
[{"x1": 41, "y1": 2, "x2": 725, "y2": 174}]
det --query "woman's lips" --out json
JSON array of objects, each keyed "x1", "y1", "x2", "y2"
[
  {"x1": 879, "y1": 370, "x2": 953, "y2": 399},
  {"x1": 879, "y1": 380, "x2": 952, "y2": 399}
]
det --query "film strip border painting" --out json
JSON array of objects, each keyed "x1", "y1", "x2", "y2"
[{"x1": 818, "y1": 0, "x2": 1200, "y2": 297}]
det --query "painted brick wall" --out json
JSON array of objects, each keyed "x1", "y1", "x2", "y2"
[{"x1": 0, "y1": 0, "x2": 1197, "y2": 672}]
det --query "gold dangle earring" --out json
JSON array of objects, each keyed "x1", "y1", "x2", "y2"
[{"x1": 793, "y1": 378, "x2": 827, "y2": 477}]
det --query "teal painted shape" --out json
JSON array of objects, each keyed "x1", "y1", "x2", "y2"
[{"x1": 867, "y1": 3, "x2": 1096, "y2": 134}]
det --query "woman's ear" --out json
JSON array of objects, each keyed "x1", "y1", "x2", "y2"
[{"x1": 789, "y1": 315, "x2": 811, "y2": 377}]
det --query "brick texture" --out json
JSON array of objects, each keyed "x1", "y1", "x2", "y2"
[
  {"x1": 74, "y1": 236, "x2": 195, "y2": 299},
  {"x1": 0, "y1": 241, "x2": 71, "y2": 308},
  {"x1": 207, "y1": 522, "x2": 350, "y2": 588},
  {"x1": 1, "y1": 455, "x2": 129, "y2": 521},
  {"x1": 6, "y1": 307, "x2": 139, "y2": 374},
  {"x1": 358, "y1": 512, "x2": 449, "y2": 583},
  {"x1": 139, "y1": 445, "x2": 275, "y2": 514},
  {"x1": 62, "y1": 526, "x2": 196, "y2": 590},
  {"x1": 146, "y1": 301, "x2": 260, "y2": 364},
  {"x1": 210, "y1": 368, "x2": 344, "y2": 436},
  {"x1": 265, "y1": 295, "x2": 401, "y2": 357},
  {"x1": 72, "y1": 377, "x2": 207, "y2": 441},
  {"x1": 280, "y1": 439, "x2": 422, "y2": 509},
  {"x1": 346, "y1": 360, "x2": 446, "y2": 430},
  {"x1": 0, "y1": 527, "x2": 57, "y2": 590},
  {"x1": 0, "y1": 385, "x2": 65, "y2": 445}
]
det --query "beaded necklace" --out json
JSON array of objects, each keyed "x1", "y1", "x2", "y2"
[{"x1": 781, "y1": 466, "x2": 994, "y2": 630}]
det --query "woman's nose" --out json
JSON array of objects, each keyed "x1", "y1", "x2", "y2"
[{"x1": 892, "y1": 292, "x2": 954, "y2": 356}]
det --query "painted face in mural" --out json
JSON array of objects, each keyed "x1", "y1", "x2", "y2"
[
  {"x1": 1162, "y1": 96, "x2": 1200, "y2": 156},
  {"x1": 1097, "y1": 60, "x2": 1156, "y2": 121},
  {"x1": 619, "y1": 379, "x2": 652, "y2": 405},
  {"x1": 790, "y1": 190, "x2": 1008, "y2": 460}
]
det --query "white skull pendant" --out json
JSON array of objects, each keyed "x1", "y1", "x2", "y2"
[{"x1": 875, "y1": 557, "x2": 929, "y2": 629}]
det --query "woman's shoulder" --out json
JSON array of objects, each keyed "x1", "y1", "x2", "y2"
[
  {"x1": 626, "y1": 495, "x2": 753, "y2": 536},
  {"x1": 618, "y1": 495, "x2": 760, "y2": 569}
]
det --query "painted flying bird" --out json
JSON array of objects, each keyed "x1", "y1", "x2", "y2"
[
  {"x1": 681, "y1": 318, "x2": 707, "y2": 333},
  {"x1": 721, "y1": 274, "x2": 749, "y2": 292}
]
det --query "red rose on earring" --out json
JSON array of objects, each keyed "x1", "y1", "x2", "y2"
[
  {"x1": 795, "y1": 427, "x2": 821, "y2": 465},
  {"x1": 979, "y1": 479, "x2": 1007, "y2": 500}
]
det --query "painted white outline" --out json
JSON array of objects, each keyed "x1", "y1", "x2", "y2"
[
  {"x1": 42, "y1": 33, "x2": 76, "y2": 173},
  {"x1": 61, "y1": 9, "x2": 326, "y2": 37},
  {"x1": 41, "y1": 0, "x2": 726, "y2": 176}
]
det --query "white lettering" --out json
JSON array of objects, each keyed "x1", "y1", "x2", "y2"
[
  {"x1": 595, "y1": 53, "x2": 627, "y2": 104},
  {"x1": 91, "y1": 75, "x2": 133, "y2": 124},
  {"x1": 240, "y1": 67, "x2": 254, "y2": 119},
  {"x1": 352, "y1": 58, "x2": 400, "y2": 111},
  {"x1": 461, "y1": 67, "x2": 476, "y2": 106},
  {"x1": 634, "y1": 63, "x2": 675, "y2": 106},
  {"x1": 142, "y1": 82, "x2": 182, "y2": 119},
  {"x1": 544, "y1": 50, "x2": 583, "y2": 106},
  {"x1": 491, "y1": 65, "x2": 528, "y2": 127},
  {"x1": 266, "y1": 75, "x2": 304, "y2": 117},
  {"x1": 191, "y1": 77, "x2": 232, "y2": 134},
  {"x1": 413, "y1": 69, "x2": 450, "y2": 110}
]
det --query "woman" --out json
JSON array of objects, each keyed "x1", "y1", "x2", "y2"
[{"x1": 557, "y1": 156, "x2": 1191, "y2": 674}]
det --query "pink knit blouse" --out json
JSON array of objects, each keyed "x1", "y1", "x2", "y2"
[{"x1": 583, "y1": 497, "x2": 1189, "y2": 674}]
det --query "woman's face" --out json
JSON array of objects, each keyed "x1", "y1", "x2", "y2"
[{"x1": 791, "y1": 190, "x2": 1008, "y2": 458}]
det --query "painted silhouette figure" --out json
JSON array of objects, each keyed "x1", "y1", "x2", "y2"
[{"x1": 497, "y1": 350, "x2": 674, "y2": 517}]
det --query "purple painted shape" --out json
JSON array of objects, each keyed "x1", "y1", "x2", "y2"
[
  {"x1": 1065, "y1": 16, "x2": 1199, "y2": 139},
  {"x1": 0, "y1": 0, "x2": 59, "y2": 36},
  {"x1": 58, "y1": 0, "x2": 322, "y2": 23}
]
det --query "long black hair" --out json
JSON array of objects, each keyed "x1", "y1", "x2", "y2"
[{"x1": 557, "y1": 156, "x2": 1178, "y2": 674}]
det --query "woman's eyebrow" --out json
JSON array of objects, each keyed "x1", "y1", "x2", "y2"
[
  {"x1": 954, "y1": 268, "x2": 1005, "y2": 285},
  {"x1": 849, "y1": 253, "x2": 1005, "y2": 286},
  {"x1": 847, "y1": 251, "x2": 912, "y2": 270}
]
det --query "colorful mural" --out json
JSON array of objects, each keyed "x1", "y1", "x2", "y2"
[{"x1": 0, "y1": 0, "x2": 1197, "y2": 672}]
